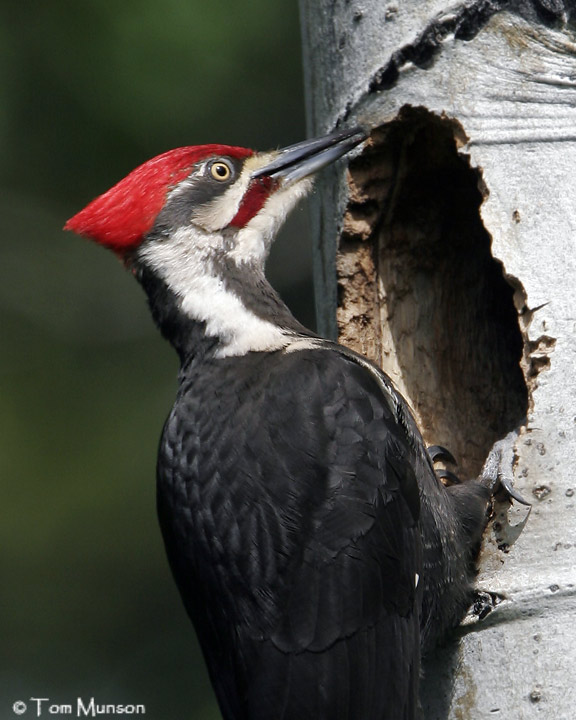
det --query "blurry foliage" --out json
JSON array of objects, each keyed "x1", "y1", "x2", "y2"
[{"x1": 0, "y1": 2, "x2": 311, "y2": 718}]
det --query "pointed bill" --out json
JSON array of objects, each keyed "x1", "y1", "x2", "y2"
[{"x1": 251, "y1": 127, "x2": 367, "y2": 184}]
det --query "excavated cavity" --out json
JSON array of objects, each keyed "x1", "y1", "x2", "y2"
[{"x1": 339, "y1": 107, "x2": 530, "y2": 479}]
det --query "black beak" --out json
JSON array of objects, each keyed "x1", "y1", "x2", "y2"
[{"x1": 252, "y1": 126, "x2": 367, "y2": 183}]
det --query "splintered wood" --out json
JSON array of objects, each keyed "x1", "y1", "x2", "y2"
[
  {"x1": 337, "y1": 110, "x2": 528, "y2": 479},
  {"x1": 337, "y1": 128, "x2": 393, "y2": 367}
]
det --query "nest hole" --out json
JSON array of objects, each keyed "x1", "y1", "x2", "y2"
[{"x1": 340, "y1": 107, "x2": 529, "y2": 478}]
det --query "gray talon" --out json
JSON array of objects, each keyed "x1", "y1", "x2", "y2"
[
  {"x1": 481, "y1": 430, "x2": 532, "y2": 507},
  {"x1": 498, "y1": 474, "x2": 532, "y2": 506}
]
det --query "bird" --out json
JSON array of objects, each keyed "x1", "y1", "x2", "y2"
[{"x1": 65, "y1": 127, "x2": 491, "y2": 720}]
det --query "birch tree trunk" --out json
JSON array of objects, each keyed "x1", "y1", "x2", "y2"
[{"x1": 299, "y1": 2, "x2": 576, "y2": 717}]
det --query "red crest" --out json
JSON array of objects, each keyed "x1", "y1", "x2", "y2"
[{"x1": 64, "y1": 145, "x2": 253, "y2": 254}]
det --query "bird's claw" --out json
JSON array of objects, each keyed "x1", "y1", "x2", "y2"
[
  {"x1": 498, "y1": 473, "x2": 531, "y2": 506},
  {"x1": 428, "y1": 444, "x2": 462, "y2": 486},
  {"x1": 428, "y1": 445, "x2": 457, "y2": 466},
  {"x1": 480, "y1": 430, "x2": 531, "y2": 506},
  {"x1": 479, "y1": 430, "x2": 531, "y2": 551}
]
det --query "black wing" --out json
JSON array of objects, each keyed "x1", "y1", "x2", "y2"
[{"x1": 158, "y1": 346, "x2": 424, "y2": 720}]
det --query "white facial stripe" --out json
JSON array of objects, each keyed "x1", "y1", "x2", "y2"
[
  {"x1": 180, "y1": 272, "x2": 289, "y2": 358},
  {"x1": 139, "y1": 226, "x2": 289, "y2": 357},
  {"x1": 229, "y1": 177, "x2": 313, "y2": 264},
  {"x1": 193, "y1": 170, "x2": 251, "y2": 231},
  {"x1": 139, "y1": 153, "x2": 315, "y2": 356},
  {"x1": 192, "y1": 153, "x2": 278, "y2": 232}
]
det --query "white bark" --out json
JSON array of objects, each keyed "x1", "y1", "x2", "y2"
[{"x1": 300, "y1": 2, "x2": 576, "y2": 717}]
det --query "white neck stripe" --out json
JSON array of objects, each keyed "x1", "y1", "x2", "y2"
[{"x1": 139, "y1": 227, "x2": 290, "y2": 357}]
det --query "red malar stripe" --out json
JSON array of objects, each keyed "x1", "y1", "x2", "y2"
[{"x1": 229, "y1": 177, "x2": 275, "y2": 228}]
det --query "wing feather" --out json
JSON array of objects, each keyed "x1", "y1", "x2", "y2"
[{"x1": 158, "y1": 346, "x2": 425, "y2": 718}]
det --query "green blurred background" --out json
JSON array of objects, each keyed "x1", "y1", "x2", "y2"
[{"x1": 1, "y1": 2, "x2": 313, "y2": 718}]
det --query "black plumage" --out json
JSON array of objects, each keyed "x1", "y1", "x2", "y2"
[
  {"x1": 158, "y1": 344, "x2": 419, "y2": 719},
  {"x1": 152, "y1": 285, "x2": 489, "y2": 719}
]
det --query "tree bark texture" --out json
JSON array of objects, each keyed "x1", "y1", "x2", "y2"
[{"x1": 299, "y1": 2, "x2": 576, "y2": 718}]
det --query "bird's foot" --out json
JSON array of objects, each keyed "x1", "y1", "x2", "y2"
[
  {"x1": 480, "y1": 430, "x2": 531, "y2": 506},
  {"x1": 480, "y1": 430, "x2": 532, "y2": 551},
  {"x1": 471, "y1": 590, "x2": 505, "y2": 620}
]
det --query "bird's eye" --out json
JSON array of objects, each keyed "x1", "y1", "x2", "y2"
[{"x1": 209, "y1": 160, "x2": 233, "y2": 182}]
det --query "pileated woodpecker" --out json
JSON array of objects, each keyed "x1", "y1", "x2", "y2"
[{"x1": 65, "y1": 128, "x2": 490, "y2": 720}]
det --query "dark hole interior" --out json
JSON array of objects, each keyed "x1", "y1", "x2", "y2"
[{"x1": 343, "y1": 107, "x2": 528, "y2": 478}]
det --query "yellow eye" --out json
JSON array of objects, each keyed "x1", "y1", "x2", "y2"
[{"x1": 209, "y1": 160, "x2": 232, "y2": 182}]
